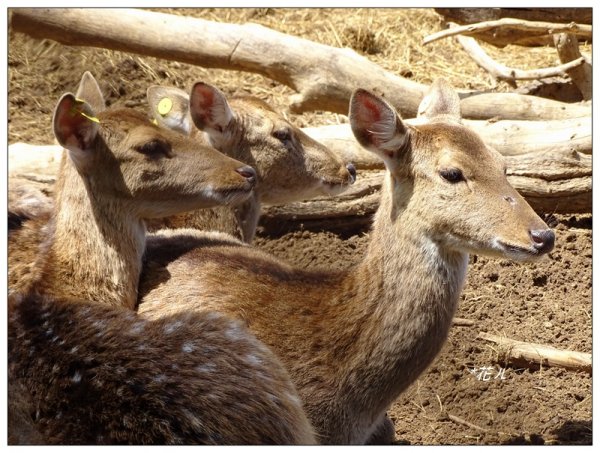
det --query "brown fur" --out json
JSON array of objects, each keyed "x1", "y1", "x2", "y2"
[
  {"x1": 138, "y1": 80, "x2": 554, "y2": 444},
  {"x1": 146, "y1": 84, "x2": 355, "y2": 242},
  {"x1": 8, "y1": 292, "x2": 316, "y2": 445}
]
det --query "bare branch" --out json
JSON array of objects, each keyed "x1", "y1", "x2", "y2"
[
  {"x1": 424, "y1": 17, "x2": 592, "y2": 45},
  {"x1": 453, "y1": 25, "x2": 586, "y2": 84},
  {"x1": 478, "y1": 332, "x2": 592, "y2": 374}
]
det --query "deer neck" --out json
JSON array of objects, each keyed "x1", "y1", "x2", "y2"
[
  {"x1": 34, "y1": 155, "x2": 145, "y2": 310},
  {"x1": 340, "y1": 173, "x2": 468, "y2": 413}
]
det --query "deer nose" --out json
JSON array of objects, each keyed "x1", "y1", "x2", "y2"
[
  {"x1": 530, "y1": 229, "x2": 555, "y2": 254},
  {"x1": 346, "y1": 163, "x2": 357, "y2": 184},
  {"x1": 235, "y1": 165, "x2": 257, "y2": 186}
]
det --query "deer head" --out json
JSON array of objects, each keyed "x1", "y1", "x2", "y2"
[
  {"x1": 350, "y1": 79, "x2": 554, "y2": 261},
  {"x1": 148, "y1": 82, "x2": 356, "y2": 205}
]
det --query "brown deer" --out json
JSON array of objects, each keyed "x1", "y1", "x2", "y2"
[
  {"x1": 146, "y1": 83, "x2": 356, "y2": 242},
  {"x1": 137, "y1": 79, "x2": 555, "y2": 444},
  {"x1": 8, "y1": 73, "x2": 315, "y2": 444}
]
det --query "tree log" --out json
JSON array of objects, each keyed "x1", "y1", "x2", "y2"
[
  {"x1": 435, "y1": 8, "x2": 592, "y2": 47},
  {"x1": 304, "y1": 115, "x2": 591, "y2": 168},
  {"x1": 553, "y1": 33, "x2": 592, "y2": 101},
  {"x1": 9, "y1": 8, "x2": 590, "y2": 121},
  {"x1": 477, "y1": 332, "x2": 592, "y2": 374}
]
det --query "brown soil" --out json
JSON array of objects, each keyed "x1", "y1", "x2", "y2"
[{"x1": 8, "y1": 8, "x2": 592, "y2": 445}]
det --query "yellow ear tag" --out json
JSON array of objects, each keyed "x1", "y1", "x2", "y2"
[
  {"x1": 80, "y1": 111, "x2": 100, "y2": 123},
  {"x1": 157, "y1": 97, "x2": 173, "y2": 117},
  {"x1": 71, "y1": 98, "x2": 100, "y2": 123}
]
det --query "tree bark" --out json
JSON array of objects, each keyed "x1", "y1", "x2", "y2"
[{"x1": 9, "y1": 8, "x2": 590, "y2": 121}]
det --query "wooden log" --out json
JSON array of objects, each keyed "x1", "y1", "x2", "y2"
[
  {"x1": 424, "y1": 18, "x2": 592, "y2": 46},
  {"x1": 303, "y1": 114, "x2": 592, "y2": 166},
  {"x1": 434, "y1": 8, "x2": 592, "y2": 47},
  {"x1": 553, "y1": 33, "x2": 592, "y2": 101},
  {"x1": 478, "y1": 332, "x2": 592, "y2": 374},
  {"x1": 9, "y1": 8, "x2": 590, "y2": 121}
]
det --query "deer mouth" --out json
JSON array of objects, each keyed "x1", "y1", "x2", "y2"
[
  {"x1": 319, "y1": 177, "x2": 353, "y2": 196},
  {"x1": 495, "y1": 240, "x2": 543, "y2": 261},
  {"x1": 211, "y1": 185, "x2": 254, "y2": 205}
]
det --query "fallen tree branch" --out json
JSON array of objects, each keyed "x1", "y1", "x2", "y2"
[
  {"x1": 453, "y1": 27, "x2": 586, "y2": 85},
  {"x1": 478, "y1": 332, "x2": 592, "y2": 374},
  {"x1": 434, "y1": 8, "x2": 592, "y2": 47},
  {"x1": 452, "y1": 318, "x2": 476, "y2": 327},
  {"x1": 553, "y1": 33, "x2": 592, "y2": 100},
  {"x1": 9, "y1": 8, "x2": 590, "y2": 121},
  {"x1": 424, "y1": 17, "x2": 592, "y2": 45}
]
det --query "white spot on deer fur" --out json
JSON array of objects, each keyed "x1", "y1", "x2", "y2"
[
  {"x1": 224, "y1": 323, "x2": 243, "y2": 342},
  {"x1": 154, "y1": 374, "x2": 167, "y2": 383},
  {"x1": 182, "y1": 342, "x2": 195, "y2": 353},
  {"x1": 196, "y1": 363, "x2": 217, "y2": 374},
  {"x1": 164, "y1": 320, "x2": 183, "y2": 335},
  {"x1": 70, "y1": 345, "x2": 79, "y2": 354},
  {"x1": 71, "y1": 371, "x2": 82, "y2": 383},
  {"x1": 245, "y1": 354, "x2": 261, "y2": 367},
  {"x1": 130, "y1": 322, "x2": 146, "y2": 335},
  {"x1": 52, "y1": 364, "x2": 60, "y2": 374}
]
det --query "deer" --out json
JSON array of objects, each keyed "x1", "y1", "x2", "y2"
[
  {"x1": 8, "y1": 72, "x2": 315, "y2": 444},
  {"x1": 145, "y1": 83, "x2": 356, "y2": 242},
  {"x1": 137, "y1": 79, "x2": 556, "y2": 444}
]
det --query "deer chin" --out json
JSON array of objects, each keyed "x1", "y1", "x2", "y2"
[
  {"x1": 318, "y1": 178, "x2": 352, "y2": 197},
  {"x1": 209, "y1": 185, "x2": 255, "y2": 206}
]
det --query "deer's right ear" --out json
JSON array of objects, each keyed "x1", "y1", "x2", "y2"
[
  {"x1": 53, "y1": 93, "x2": 99, "y2": 157},
  {"x1": 349, "y1": 89, "x2": 409, "y2": 169},
  {"x1": 147, "y1": 85, "x2": 193, "y2": 135},
  {"x1": 75, "y1": 71, "x2": 106, "y2": 113}
]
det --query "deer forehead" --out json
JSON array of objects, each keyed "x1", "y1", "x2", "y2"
[{"x1": 416, "y1": 123, "x2": 503, "y2": 174}]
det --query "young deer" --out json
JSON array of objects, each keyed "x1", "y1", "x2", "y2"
[
  {"x1": 9, "y1": 73, "x2": 315, "y2": 444},
  {"x1": 146, "y1": 83, "x2": 356, "y2": 242},
  {"x1": 9, "y1": 73, "x2": 256, "y2": 308},
  {"x1": 138, "y1": 79, "x2": 555, "y2": 444}
]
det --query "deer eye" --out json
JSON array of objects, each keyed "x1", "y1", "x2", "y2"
[
  {"x1": 137, "y1": 140, "x2": 172, "y2": 157},
  {"x1": 273, "y1": 129, "x2": 292, "y2": 143},
  {"x1": 439, "y1": 168, "x2": 464, "y2": 183}
]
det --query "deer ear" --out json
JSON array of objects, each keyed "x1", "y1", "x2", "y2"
[
  {"x1": 349, "y1": 89, "x2": 409, "y2": 169},
  {"x1": 189, "y1": 82, "x2": 234, "y2": 135},
  {"x1": 75, "y1": 71, "x2": 106, "y2": 113},
  {"x1": 53, "y1": 93, "x2": 99, "y2": 165},
  {"x1": 417, "y1": 78, "x2": 461, "y2": 122},
  {"x1": 147, "y1": 85, "x2": 193, "y2": 135}
]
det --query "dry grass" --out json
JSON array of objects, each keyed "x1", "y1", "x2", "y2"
[{"x1": 8, "y1": 7, "x2": 579, "y2": 143}]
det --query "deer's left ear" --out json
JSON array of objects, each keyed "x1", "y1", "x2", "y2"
[
  {"x1": 147, "y1": 85, "x2": 193, "y2": 135},
  {"x1": 349, "y1": 89, "x2": 409, "y2": 170},
  {"x1": 53, "y1": 93, "x2": 100, "y2": 173},
  {"x1": 189, "y1": 82, "x2": 234, "y2": 135}
]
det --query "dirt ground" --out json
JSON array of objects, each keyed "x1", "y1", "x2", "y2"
[{"x1": 7, "y1": 8, "x2": 592, "y2": 445}]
